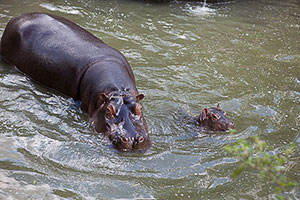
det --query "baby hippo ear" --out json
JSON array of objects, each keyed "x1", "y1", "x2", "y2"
[
  {"x1": 136, "y1": 94, "x2": 144, "y2": 102},
  {"x1": 201, "y1": 108, "x2": 210, "y2": 119}
]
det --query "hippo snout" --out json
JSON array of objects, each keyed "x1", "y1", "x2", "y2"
[
  {"x1": 228, "y1": 120, "x2": 235, "y2": 129},
  {"x1": 216, "y1": 119, "x2": 235, "y2": 131},
  {"x1": 112, "y1": 135, "x2": 150, "y2": 151}
]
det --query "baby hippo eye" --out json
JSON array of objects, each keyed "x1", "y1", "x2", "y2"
[
  {"x1": 211, "y1": 113, "x2": 220, "y2": 121},
  {"x1": 106, "y1": 104, "x2": 116, "y2": 119},
  {"x1": 135, "y1": 103, "x2": 142, "y2": 116}
]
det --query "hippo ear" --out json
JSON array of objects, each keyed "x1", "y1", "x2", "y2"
[
  {"x1": 97, "y1": 93, "x2": 109, "y2": 108},
  {"x1": 201, "y1": 108, "x2": 210, "y2": 119},
  {"x1": 136, "y1": 94, "x2": 144, "y2": 101}
]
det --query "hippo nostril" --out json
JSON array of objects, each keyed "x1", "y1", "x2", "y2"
[
  {"x1": 228, "y1": 121, "x2": 235, "y2": 128},
  {"x1": 138, "y1": 136, "x2": 144, "y2": 143},
  {"x1": 121, "y1": 136, "x2": 128, "y2": 143}
]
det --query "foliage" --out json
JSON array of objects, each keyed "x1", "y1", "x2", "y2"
[{"x1": 225, "y1": 134, "x2": 297, "y2": 200}]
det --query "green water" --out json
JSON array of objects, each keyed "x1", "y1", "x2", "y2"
[{"x1": 0, "y1": 0, "x2": 299, "y2": 199}]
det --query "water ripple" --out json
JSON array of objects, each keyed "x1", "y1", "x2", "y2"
[
  {"x1": 40, "y1": 3, "x2": 83, "y2": 15},
  {"x1": 0, "y1": 0, "x2": 299, "y2": 199}
]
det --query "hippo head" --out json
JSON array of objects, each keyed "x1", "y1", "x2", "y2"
[
  {"x1": 93, "y1": 91, "x2": 151, "y2": 151},
  {"x1": 198, "y1": 104, "x2": 235, "y2": 131}
]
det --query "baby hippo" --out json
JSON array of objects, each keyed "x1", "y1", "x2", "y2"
[{"x1": 198, "y1": 104, "x2": 235, "y2": 131}]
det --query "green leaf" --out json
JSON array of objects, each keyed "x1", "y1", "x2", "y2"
[
  {"x1": 224, "y1": 135, "x2": 297, "y2": 199},
  {"x1": 232, "y1": 162, "x2": 247, "y2": 178},
  {"x1": 287, "y1": 181, "x2": 297, "y2": 187},
  {"x1": 229, "y1": 128, "x2": 236, "y2": 134}
]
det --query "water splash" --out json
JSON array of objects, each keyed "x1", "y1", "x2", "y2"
[{"x1": 187, "y1": 0, "x2": 216, "y2": 16}]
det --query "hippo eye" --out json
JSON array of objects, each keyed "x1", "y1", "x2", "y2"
[
  {"x1": 212, "y1": 113, "x2": 220, "y2": 121},
  {"x1": 106, "y1": 105, "x2": 116, "y2": 119},
  {"x1": 134, "y1": 103, "x2": 142, "y2": 116}
]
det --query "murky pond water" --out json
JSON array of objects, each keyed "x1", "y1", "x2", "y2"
[{"x1": 0, "y1": 0, "x2": 299, "y2": 199}]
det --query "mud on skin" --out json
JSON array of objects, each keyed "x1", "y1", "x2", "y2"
[{"x1": 0, "y1": 12, "x2": 151, "y2": 151}]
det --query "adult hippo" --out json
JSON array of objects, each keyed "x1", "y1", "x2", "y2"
[
  {"x1": 198, "y1": 104, "x2": 235, "y2": 131},
  {"x1": 0, "y1": 13, "x2": 151, "y2": 151}
]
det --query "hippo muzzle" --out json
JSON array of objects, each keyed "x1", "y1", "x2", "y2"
[
  {"x1": 111, "y1": 134, "x2": 150, "y2": 151},
  {"x1": 108, "y1": 116, "x2": 151, "y2": 151},
  {"x1": 94, "y1": 92, "x2": 151, "y2": 151}
]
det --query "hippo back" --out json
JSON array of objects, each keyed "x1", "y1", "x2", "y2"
[{"x1": 0, "y1": 13, "x2": 135, "y2": 99}]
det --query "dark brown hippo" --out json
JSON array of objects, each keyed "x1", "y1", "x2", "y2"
[
  {"x1": 0, "y1": 13, "x2": 151, "y2": 151},
  {"x1": 198, "y1": 104, "x2": 235, "y2": 131}
]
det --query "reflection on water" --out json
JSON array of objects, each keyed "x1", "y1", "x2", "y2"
[
  {"x1": 40, "y1": 3, "x2": 83, "y2": 15},
  {"x1": 0, "y1": 0, "x2": 299, "y2": 199},
  {"x1": 0, "y1": 171, "x2": 59, "y2": 200}
]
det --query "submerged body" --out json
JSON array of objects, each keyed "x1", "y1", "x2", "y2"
[{"x1": 0, "y1": 13, "x2": 151, "y2": 151}]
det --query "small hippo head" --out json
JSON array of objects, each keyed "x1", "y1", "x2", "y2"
[
  {"x1": 93, "y1": 92, "x2": 151, "y2": 152},
  {"x1": 198, "y1": 104, "x2": 235, "y2": 131}
]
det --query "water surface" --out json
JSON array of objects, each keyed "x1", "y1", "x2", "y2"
[{"x1": 0, "y1": 0, "x2": 299, "y2": 199}]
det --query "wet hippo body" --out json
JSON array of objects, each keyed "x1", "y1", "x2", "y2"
[
  {"x1": 0, "y1": 13, "x2": 151, "y2": 151},
  {"x1": 198, "y1": 104, "x2": 235, "y2": 131}
]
